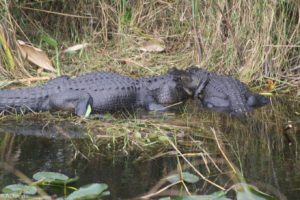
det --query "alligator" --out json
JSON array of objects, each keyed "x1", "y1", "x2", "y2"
[
  {"x1": 0, "y1": 71, "x2": 191, "y2": 117},
  {"x1": 168, "y1": 66, "x2": 270, "y2": 114}
]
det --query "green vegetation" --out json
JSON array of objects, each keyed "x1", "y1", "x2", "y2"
[
  {"x1": 0, "y1": 0, "x2": 299, "y2": 199},
  {"x1": 1, "y1": 171, "x2": 109, "y2": 199},
  {"x1": 0, "y1": 1, "x2": 299, "y2": 87},
  {"x1": 0, "y1": 97, "x2": 298, "y2": 199}
]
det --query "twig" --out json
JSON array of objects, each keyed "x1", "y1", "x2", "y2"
[
  {"x1": 0, "y1": 76, "x2": 53, "y2": 86},
  {"x1": 140, "y1": 180, "x2": 182, "y2": 199},
  {"x1": 21, "y1": 6, "x2": 97, "y2": 19},
  {"x1": 263, "y1": 45, "x2": 300, "y2": 48},
  {"x1": 167, "y1": 138, "x2": 226, "y2": 191},
  {"x1": 210, "y1": 128, "x2": 236, "y2": 174},
  {"x1": 188, "y1": 135, "x2": 223, "y2": 173},
  {"x1": 181, "y1": 181, "x2": 191, "y2": 196}
]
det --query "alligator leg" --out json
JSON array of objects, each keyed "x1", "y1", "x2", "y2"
[
  {"x1": 204, "y1": 96, "x2": 230, "y2": 108},
  {"x1": 49, "y1": 90, "x2": 93, "y2": 116},
  {"x1": 147, "y1": 103, "x2": 169, "y2": 112},
  {"x1": 247, "y1": 94, "x2": 270, "y2": 108}
]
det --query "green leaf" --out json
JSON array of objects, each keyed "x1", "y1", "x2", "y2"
[
  {"x1": 66, "y1": 183, "x2": 109, "y2": 200},
  {"x1": 167, "y1": 172, "x2": 199, "y2": 184},
  {"x1": 2, "y1": 184, "x2": 37, "y2": 195},
  {"x1": 134, "y1": 132, "x2": 142, "y2": 138},
  {"x1": 0, "y1": 193, "x2": 23, "y2": 198},
  {"x1": 158, "y1": 136, "x2": 169, "y2": 142},
  {"x1": 33, "y1": 172, "x2": 69, "y2": 184},
  {"x1": 84, "y1": 104, "x2": 92, "y2": 118},
  {"x1": 41, "y1": 35, "x2": 57, "y2": 47},
  {"x1": 236, "y1": 185, "x2": 276, "y2": 200}
]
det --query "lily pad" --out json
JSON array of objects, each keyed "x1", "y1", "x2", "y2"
[
  {"x1": 33, "y1": 172, "x2": 69, "y2": 184},
  {"x1": 167, "y1": 172, "x2": 199, "y2": 184},
  {"x1": 66, "y1": 183, "x2": 109, "y2": 200},
  {"x1": 0, "y1": 193, "x2": 23, "y2": 199},
  {"x1": 2, "y1": 184, "x2": 37, "y2": 195}
]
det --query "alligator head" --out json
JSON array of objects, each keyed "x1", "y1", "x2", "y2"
[
  {"x1": 169, "y1": 66, "x2": 270, "y2": 114},
  {"x1": 168, "y1": 66, "x2": 209, "y2": 97},
  {"x1": 246, "y1": 93, "x2": 270, "y2": 109}
]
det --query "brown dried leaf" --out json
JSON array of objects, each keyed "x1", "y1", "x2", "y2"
[
  {"x1": 17, "y1": 40, "x2": 56, "y2": 72},
  {"x1": 138, "y1": 40, "x2": 165, "y2": 52},
  {"x1": 62, "y1": 43, "x2": 89, "y2": 53}
]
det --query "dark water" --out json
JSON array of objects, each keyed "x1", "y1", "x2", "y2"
[{"x1": 0, "y1": 98, "x2": 299, "y2": 199}]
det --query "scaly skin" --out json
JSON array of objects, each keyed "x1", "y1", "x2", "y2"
[
  {"x1": 0, "y1": 71, "x2": 189, "y2": 116},
  {"x1": 168, "y1": 66, "x2": 270, "y2": 114}
]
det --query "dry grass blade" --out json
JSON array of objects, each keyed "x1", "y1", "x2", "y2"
[
  {"x1": 211, "y1": 127, "x2": 237, "y2": 174},
  {"x1": 62, "y1": 43, "x2": 90, "y2": 53},
  {"x1": 140, "y1": 180, "x2": 182, "y2": 199},
  {"x1": 186, "y1": 1, "x2": 203, "y2": 63},
  {"x1": 212, "y1": 0, "x2": 244, "y2": 65},
  {"x1": 167, "y1": 137, "x2": 225, "y2": 191},
  {"x1": 21, "y1": 6, "x2": 97, "y2": 19},
  {"x1": 0, "y1": 76, "x2": 52, "y2": 86},
  {"x1": 138, "y1": 40, "x2": 165, "y2": 52}
]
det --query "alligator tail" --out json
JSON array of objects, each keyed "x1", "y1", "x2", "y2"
[{"x1": 0, "y1": 86, "x2": 49, "y2": 114}]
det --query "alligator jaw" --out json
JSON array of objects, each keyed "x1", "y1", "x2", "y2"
[{"x1": 183, "y1": 87, "x2": 193, "y2": 96}]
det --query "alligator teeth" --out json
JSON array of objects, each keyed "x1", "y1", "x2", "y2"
[{"x1": 183, "y1": 87, "x2": 193, "y2": 96}]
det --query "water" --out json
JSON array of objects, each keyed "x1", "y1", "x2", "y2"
[{"x1": 0, "y1": 98, "x2": 299, "y2": 199}]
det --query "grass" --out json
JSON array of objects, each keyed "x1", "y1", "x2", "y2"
[
  {"x1": 0, "y1": 1, "x2": 299, "y2": 84},
  {"x1": 0, "y1": 0, "x2": 299, "y2": 198}
]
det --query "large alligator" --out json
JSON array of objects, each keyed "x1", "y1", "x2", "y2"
[
  {"x1": 0, "y1": 71, "x2": 191, "y2": 117},
  {"x1": 168, "y1": 66, "x2": 270, "y2": 114}
]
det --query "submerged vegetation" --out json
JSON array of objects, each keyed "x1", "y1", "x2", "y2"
[{"x1": 0, "y1": 0, "x2": 299, "y2": 199}]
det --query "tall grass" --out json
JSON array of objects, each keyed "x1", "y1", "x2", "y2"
[{"x1": 0, "y1": 0, "x2": 299, "y2": 85}]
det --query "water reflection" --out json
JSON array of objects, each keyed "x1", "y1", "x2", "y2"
[{"x1": 0, "y1": 97, "x2": 299, "y2": 199}]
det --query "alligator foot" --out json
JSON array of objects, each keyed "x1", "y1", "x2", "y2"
[
  {"x1": 147, "y1": 103, "x2": 171, "y2": 112},
  {"x1": 86, "y1": 114, "x2": 113, "y2": 120}
]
